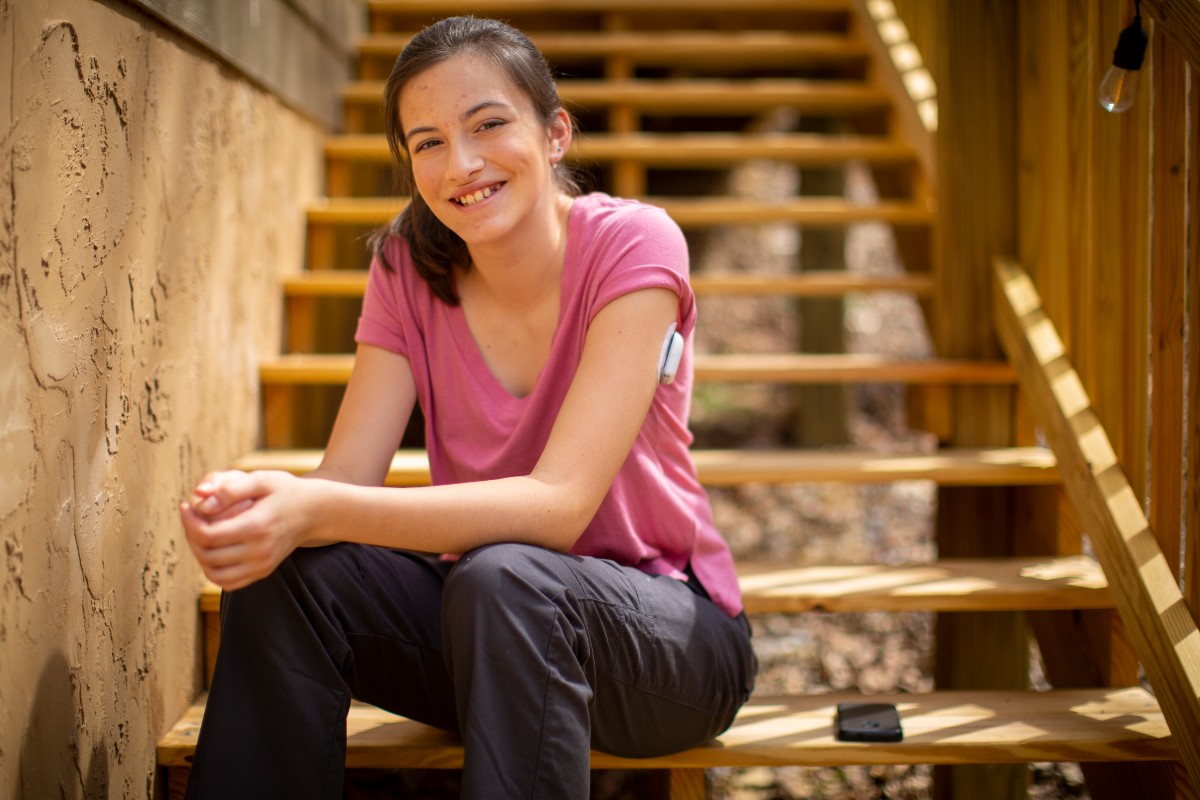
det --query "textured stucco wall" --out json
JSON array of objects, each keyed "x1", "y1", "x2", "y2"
[{"x1": 0, "y1": 0, "x2": 322, "y2": 795}]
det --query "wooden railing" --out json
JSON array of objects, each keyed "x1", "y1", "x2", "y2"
[
  {"x1": 1142, "y1": 0, "x2": 1200, "y2": 70},
  {"x1": 993, "y1": 257, "x2": 1200, "y2": 788}
]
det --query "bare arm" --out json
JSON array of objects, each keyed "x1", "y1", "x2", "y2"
[
  {"x1": 309, "y1": 342, "x2": 418, "y2": 486},
  {"x1": 181, "y1": 287, "x2": 679, "y2": 589}
]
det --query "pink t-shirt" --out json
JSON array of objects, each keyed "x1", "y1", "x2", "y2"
[{"x1": 354, "y1": 192, "x2": 742, "y2": 617}]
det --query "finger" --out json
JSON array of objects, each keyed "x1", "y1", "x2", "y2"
[
  {"x1": 205, "y1": 562, "x2": 269, "y2": 592},
  {"x1": 205, "y1": 497, "x2": 256, "y2": 523},
  {"x1": 181, "y1": 502, "x2": 263, "y2": 550},
  {"x1": 192, "y1": 540, "x2": 264, "y2": 569},
  {"x1": 194, "y1": 470, "x2": 246, "y2": 496},
  {"x1": 195, "y1": 472, "x2": 269, "y2": 516}
]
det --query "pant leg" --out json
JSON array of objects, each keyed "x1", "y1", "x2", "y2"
[
  {"x1": 441, "y1": 543, "x2": 757, "y2": 800},
  {"x1": 185, "y1": 544, "x2": 458, "y2": 800}
]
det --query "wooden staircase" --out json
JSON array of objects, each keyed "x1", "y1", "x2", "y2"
[{"x1": 158, "y1": 0, "x2": 1181, "y2": 796}]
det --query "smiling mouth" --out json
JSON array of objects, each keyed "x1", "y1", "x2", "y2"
[{"x1": 452, "y1": 182, "x2": 505, "y2": 206}]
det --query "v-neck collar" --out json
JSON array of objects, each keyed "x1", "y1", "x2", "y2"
[{"x1": 446, "y1": 198, "x2": 580, "y2": 409}]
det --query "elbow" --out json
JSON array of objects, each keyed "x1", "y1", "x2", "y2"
[
  {"x1": 537, "y1": 484, "x2": 599, "y2": 553},
  {"x1": 544, "y1": 505, "x2": 591, "y2": 553}
]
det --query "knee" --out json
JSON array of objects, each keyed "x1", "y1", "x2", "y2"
[
  {"x1": 225, "y1": 543, "x2": 359, "y2": 615},
  {"x1": 442, "y1": 543, "x2": 567, "y2": 616}
]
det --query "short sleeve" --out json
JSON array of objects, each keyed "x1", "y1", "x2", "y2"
[
  {"x1": 586, "y1": 205, "x2": 695, "y2": 337},
  {"x1": 355, "y1": 244, "x2": 410, "y2": 358}
]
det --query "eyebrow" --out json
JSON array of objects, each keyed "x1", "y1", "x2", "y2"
[{"x1": 405, "y1": 100, "x2": 513, "y2": 142}]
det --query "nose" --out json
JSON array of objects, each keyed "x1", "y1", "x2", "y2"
[{"x1": 446, "y1": 136, "x2": 485, "y2": 184}]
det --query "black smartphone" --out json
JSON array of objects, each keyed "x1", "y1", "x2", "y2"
[{"x1": 835, "y1": 702, "x2": 903, "y2": 743}]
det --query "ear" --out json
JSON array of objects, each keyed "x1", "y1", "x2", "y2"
[{"x1": 549, "y1": 107, "x2": 572, "y2": 164}]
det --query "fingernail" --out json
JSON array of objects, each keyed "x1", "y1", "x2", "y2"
[
  {"x1": 200, "y1": 497, "x2": 218, "y2": 513},
  {"x1": 197, "y1": 482, "x2": 214, "y2": 493}
]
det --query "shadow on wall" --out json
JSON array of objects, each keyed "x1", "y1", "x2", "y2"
[{"x1": 19, "y1": 651, "x2": 109, "y2": 799}]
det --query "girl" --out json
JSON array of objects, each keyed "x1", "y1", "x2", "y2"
[{"x1": 180, "y1": 16, "x2": 756, "y2": 799}]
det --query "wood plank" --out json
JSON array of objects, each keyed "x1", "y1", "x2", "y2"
[
  {"x1": 1150, "y1": 26, "x2": 1189, "y2": 584},
  {"x1": 1016, "y1": 6, "x2": 1182, "y2": 796},
  {"x1": 1188, "y1": 62, "x2": 1200, "y2": 621},
  {"x1": 342, "y1": 79, "x2": 893, "y2": 113},
  {"x1": 993, "y1": 257, "x2": 1200, "y2": 787},
  {"x1": 199, "y1": 556, "x2": 1113, "y2": 617},
  {"x1": 692, "y1": 272, "x2": 935, "y2": 295},
  {"x1": 157, "y1": 687, "x2": 1176, "y2": 769},
  {"x1": 204, "y1": 610, "x2": 220, "y2": 690},
  {"x1": 931, "y1": 5, "x2": 1023, "y2": 796},
  {"x1": 1086, "y1": 0, "x2": 1153, "y2": 520},
  {"x1": 697, "y1": 355, "x2": 1014, "y2": 383},
  {"x1": 231, "y1": 447, "x2": 1061, "y2": 487},
  {"x1": 668, "y1": 769, "x2": 706, "y2": 800},
  {"x1": 365, "y1": 0, "x2": 853, "y2": 13},
  {"x1": 258, "y1": 353, "x2": 1016, "y2": 386},
  {"x1": 847, "y1": 0, "x2": 935, "y2": 180},
  {"x1": 325, "y1": 133, "x2": 918, "y2": 166},
  {"x1": 794, "y1": 118, "x2": 849, "y2": 447},
  {"x1": 604, "y1": 32, "x2": 644, "y2": 200},
  {"x1": 737, "y1": 556, "x2": 1113, "y2": 614},
  {"x1": 1142, "y1": 0, "x2": 1200, "y2": 73},
  {"x1": 357, "y1": 31, "x2": 871, "y2": 65},
  {"x1": 307, "y1": 196, "x2": 936, "y2": 227},
  {"x1": 281, "y1": 270, "x2": 936, "y2": 298}
]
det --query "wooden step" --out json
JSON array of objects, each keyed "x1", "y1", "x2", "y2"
[
  {"x1": 194, "y1": 555, "x2": 1108, "y2": 688},
  {"x1": 158, "y1": 686, "x2": 1174, "y2": 769},
  {"x1": 260, "y1": 353, "x2": 1014, "y2": 386},
  {"x1": 307, "y1": 197, "x2": 934, "y2": 228},
  {"x1": 737, "y1": 556, "x2": 1113, "y2": 614},
  {"x1": 326, "y1": 133, "x2": 916, "y2": 167},
  {"x1": 358, "y1": 31, "x2": 871, "y2": 66},
  {"x1": 232, "y1": 448, "x2": 1060, "y2": 487},
  {"x1": 284, "y1": 270, "x2": 935, "y2": 298},
  {"x1": 343, "y1": 79, "x2": 892, "y2": 113},
  {"x1": 200, "y1": 556, "x2": 1112, "y2": 616},
  {"x1": 366, "y1": 0, "x2": 853, "y2": 14}
]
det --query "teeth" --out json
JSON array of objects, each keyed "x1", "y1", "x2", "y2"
[{"x1": 455, "y1": 185, "x2": 500, "y2": 206}]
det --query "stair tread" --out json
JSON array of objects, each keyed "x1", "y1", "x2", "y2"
[
  {"x1": 357, "y1": 31, "x2": 870, "y2": 63},
  {"x1": 736, "y1": 556, "x2": 1112, "y2": 613},
  {"x1": 232, "y1": 448, "x2": 1060, "y2": 487},
  {"x1": 326, "y1": 132, "x2": 916, "y2": 165},
  {"x1": 343, "y1": 79, "x2": 892, "y2": 111},
  {"x1": 307, "y1": 196, "x2": 934, "y2": 227},
  {"x1": 158, "y1": 686, "x2": 1174, "y2": 768},
  {"x1": 366, "y1": 0, "x2": 853, "y2": 14},
  {"x1": 284, "y1": 270, "x2": 935, "y2": 297},
  {"x1": 200, "y1": 555, "x2": 1112, "y2": 615},
  {"x1": 260, "y1": 353, "x2": 1015, "y2": 385}
]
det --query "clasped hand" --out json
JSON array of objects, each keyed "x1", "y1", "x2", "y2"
[{"x1": 180, "y1": 470, "x2": 321, "y2": 591}]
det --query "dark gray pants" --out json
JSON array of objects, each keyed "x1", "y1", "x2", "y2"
[{"x1": 185, "y1": 542, "x2": 757, "y2": 800}]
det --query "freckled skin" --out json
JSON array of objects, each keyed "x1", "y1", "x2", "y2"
[
  {"x1": 399, "y1": 55, "x2": 574, "y2": 397},
  {"x1": 399, "y1": 55, "x2": 570, "y2": 253}
]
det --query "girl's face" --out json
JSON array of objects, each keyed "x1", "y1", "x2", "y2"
[{"x1": 399, "y1": 54, "x2": 571, "y2": 249}]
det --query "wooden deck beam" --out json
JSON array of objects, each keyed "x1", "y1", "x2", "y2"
[{"x1": 993, "y1": 256, "x2": 1200, "y2": 787}]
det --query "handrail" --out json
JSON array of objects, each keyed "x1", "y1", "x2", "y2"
[
  {"x1": 847, "y1": 0, "x2": 936, "y2": 183},
  {"x1": 1142, "y1": 0, "x2": 1200, "y2": 72},
  {"x1": 992, "y1": 257, "x2": 1200, "y2": 787}
]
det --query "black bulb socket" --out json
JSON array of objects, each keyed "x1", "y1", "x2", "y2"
[{"x1": 1112, "y1": 15, "x2": 1148, "y2": 71}]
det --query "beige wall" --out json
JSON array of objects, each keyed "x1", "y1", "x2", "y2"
[{"x1": 0, "y1": 0, "x2": 322, "y2": 795}]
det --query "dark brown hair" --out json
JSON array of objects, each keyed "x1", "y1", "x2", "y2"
[{"x1": 368, "y1": 16, "x2": 580, "y2": 305}]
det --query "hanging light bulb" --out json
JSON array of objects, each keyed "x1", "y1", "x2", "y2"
[{"x1": 1097, "y1": 4, "x2": 1148, "y2": 113}]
